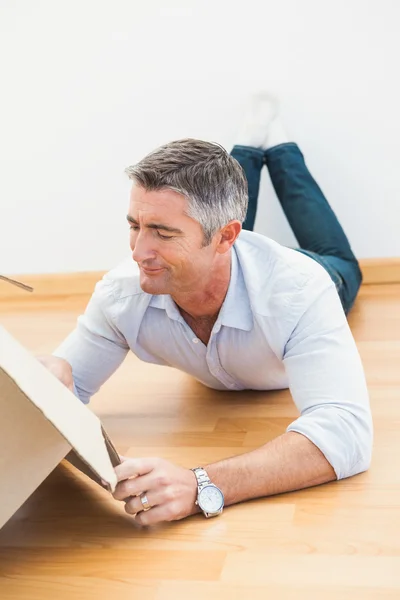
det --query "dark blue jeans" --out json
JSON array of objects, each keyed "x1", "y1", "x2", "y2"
[{"x1": 231, "y1": 143, "x2": 362, "y2": 315}]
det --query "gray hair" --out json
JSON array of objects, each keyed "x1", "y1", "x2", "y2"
[{"x1": 125, "y1": 138, "x2": 248, "y2": 245}]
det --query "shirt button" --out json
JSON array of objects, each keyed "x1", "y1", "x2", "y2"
[{"x1": 192, "y1": 338, "x2": 199, "y2": 344}]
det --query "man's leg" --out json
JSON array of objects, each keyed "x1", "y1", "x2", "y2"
[
  {"x1": 264, "y1": 142, "x2": 356, "y2": 260},
  {"x1": 248, "y1": 94, "x2": 363, "y2": 314},
  {"x1": 230, "y1": 146, "x2": 264, "y2": 231},
  {"x1": 231, "y1": 95, "x2": 279, "y2": 231},
  {"x1": 264, "y1": 141, "x2": 362, "y2": 314},
  {"x1": 231, "y1": 94, "x2": 362, "y2": 314}
]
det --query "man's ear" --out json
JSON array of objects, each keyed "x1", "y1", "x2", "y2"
[{"x1": 216, "y1": 221, "x2": 242, "y2": 254}]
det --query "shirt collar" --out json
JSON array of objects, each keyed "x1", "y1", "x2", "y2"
[
  {"x1": 217, "y1": 246, "x2": 253, "y2": 332},
  {"x1": 148, "y1": 246, "x2": 253, "y2": 332},
  {"x1": 149, "y1": 292, "x2": 183, "y2": 322}
]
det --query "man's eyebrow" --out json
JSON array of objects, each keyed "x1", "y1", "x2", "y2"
[{"x1": 126, "y1": 215, "x2": 183, "y2": 235}]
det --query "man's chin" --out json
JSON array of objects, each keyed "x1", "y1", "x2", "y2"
[{"x1": 139, "y1": 274, "x2": 168, "y2": 295}]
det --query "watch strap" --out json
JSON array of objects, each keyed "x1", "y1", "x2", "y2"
[
  {"x1": 191, "y1": 467, "x2": 210, "y2": 489},
  {"x1": 191, "y1": 467, "x2": 224, "y2": 518}
]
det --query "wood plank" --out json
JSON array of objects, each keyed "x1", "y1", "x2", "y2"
[
  {"x1": 157, "y1": 582, "x2": 400, "y2": 600},
  {"x1": 221, "y1": 554, "x2": 400, "y2": 587},
  {"x1": 0, "y1": 547, "x2": 225, "y2": 580}
]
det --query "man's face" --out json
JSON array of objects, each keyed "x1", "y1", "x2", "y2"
[{"x1": 128, "y1": 185, "x2": 218, "y2": 296}]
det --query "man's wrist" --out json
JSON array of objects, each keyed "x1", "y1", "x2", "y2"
[
  {"x1": 190, "y1": 466, "x2": 225, "y2": 517},
  {"x1": 188, "y1": 468, "x2": 202, "y2": 516}
]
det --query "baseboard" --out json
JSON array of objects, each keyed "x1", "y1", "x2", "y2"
[
  {"x1": 359, "y1": 258, "x2": 400, "y2": 285},
  {"x1": 0, "y1": 258, "x2": 399, "y2": 303},
  {"x1": 0, "y1": 271, "x2": 107, "y2": 302}
]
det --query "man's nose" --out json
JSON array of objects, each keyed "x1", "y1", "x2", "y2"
[{"x1": 131, "y1": 230, "x2": 156, "y2": 263}]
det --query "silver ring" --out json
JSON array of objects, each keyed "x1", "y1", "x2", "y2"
[{"x1": 140, "y1": 493, "x2": 152, "y2": 511}]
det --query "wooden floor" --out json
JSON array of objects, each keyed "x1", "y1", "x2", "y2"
[{"x1": 0, "y1": 284, "x2": 400, "y2": 599}]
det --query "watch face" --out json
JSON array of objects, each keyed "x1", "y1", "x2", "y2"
[{"x1": 198, "y1": 485, "x2": 224, "y2": 513}]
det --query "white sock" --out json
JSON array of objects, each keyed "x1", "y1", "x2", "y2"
[
  {"x1": 263, "y1": 116, "x2": 290, "y2": 151},
  {"x1": 235, "y1": 94, "x2": 279, "y2": 149}
]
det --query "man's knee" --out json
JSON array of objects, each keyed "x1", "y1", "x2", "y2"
[
  {"x1": 352, "y1": 259, "x2": 363, "y2": 288},
  {"x1": 341, "y1": 259, "x2": 363, "y2": 314}
]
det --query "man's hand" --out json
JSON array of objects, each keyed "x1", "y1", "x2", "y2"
[
  {"x1": 113, "y1": 457, "x2": 200, "y2": 525},
  {"x1": 36, "y1": 355, "x2": 74, "y2": 393}
]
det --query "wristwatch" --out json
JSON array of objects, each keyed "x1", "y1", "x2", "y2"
[{"x1": 191, "y1": 467, "x2": 224, "y2": 518}]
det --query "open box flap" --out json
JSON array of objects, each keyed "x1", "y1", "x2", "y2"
[{"x1": 0, "y1": 325, "x2": 119, "y2": 492}]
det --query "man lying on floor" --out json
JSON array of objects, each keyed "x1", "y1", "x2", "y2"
[{"x1": 39, "y1": 95, "x2": 372, "y2": 524}]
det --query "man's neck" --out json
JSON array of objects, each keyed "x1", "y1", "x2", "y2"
[{"x1": 172, "y1": 254, "x2": 231, "y2": 322}]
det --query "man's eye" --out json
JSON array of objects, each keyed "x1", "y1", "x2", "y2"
[
  {"x1": 157, "y1": 231, "x2": 174, "y2": 240},
  {"x1": 129, "y1": 225, "x2": 139, "y2": 231}
]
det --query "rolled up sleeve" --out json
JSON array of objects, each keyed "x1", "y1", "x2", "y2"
[{"x1": 283, "y1": 282, "x2": 373, "y2": 480}]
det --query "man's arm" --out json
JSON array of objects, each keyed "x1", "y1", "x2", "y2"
[
  {"x1": 112, "y1": 282, "x2": 372, "y2": 525},
  {"x1": 111, "y1": 432, "x2": 335, "y2": 525},
  {"x1": 52, "y1": 276, "x2": 129, "y2": 403},
  {"x1": 206, "y1": 282, "x2": 372, "y2": 500},
  {"x1": 205, "y1": 431, "x2": 335, "y2": 505}
]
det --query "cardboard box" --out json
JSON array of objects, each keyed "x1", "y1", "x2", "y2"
[{"x1": 0, "y1": 277, "x2": 120, "y2": 529}]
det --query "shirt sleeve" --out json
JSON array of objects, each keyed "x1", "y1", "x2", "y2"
[
  {"x1": 53, "y1": 277, "x2": 129, "y2": 404},
  {"x1": 283, "y1": 281, "x2": 373, "y2": 480}
]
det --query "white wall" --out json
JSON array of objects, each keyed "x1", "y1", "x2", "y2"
[{"x1": 1, "y1": 0, "x2": 399, "y2": 275}]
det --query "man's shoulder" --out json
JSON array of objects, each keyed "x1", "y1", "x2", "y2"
[{"x1": 234, "y1": 230, "x2": 334, "y2": 318}]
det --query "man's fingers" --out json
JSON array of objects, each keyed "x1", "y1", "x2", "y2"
[
  {"x1": 133, "y1": 505, "x2": 172, "y2": 527},
  {"x1": 113, "y1": 473, "x2": 155, "y2": 501},
  {"x1": 114, "y1": 457, "x2": 158, "y2": 482},
  {"x1": 124, "y1": 491, "x2": 160, "y2": 515}
]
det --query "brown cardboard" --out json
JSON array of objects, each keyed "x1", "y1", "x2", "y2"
[{"x1": 0, "y1": 324, "x2": 120, "y2": 530}]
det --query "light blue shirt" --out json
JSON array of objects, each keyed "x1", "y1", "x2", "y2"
[{"x1": 54, "y1": 230, "x2": 373, "y2": 480}]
